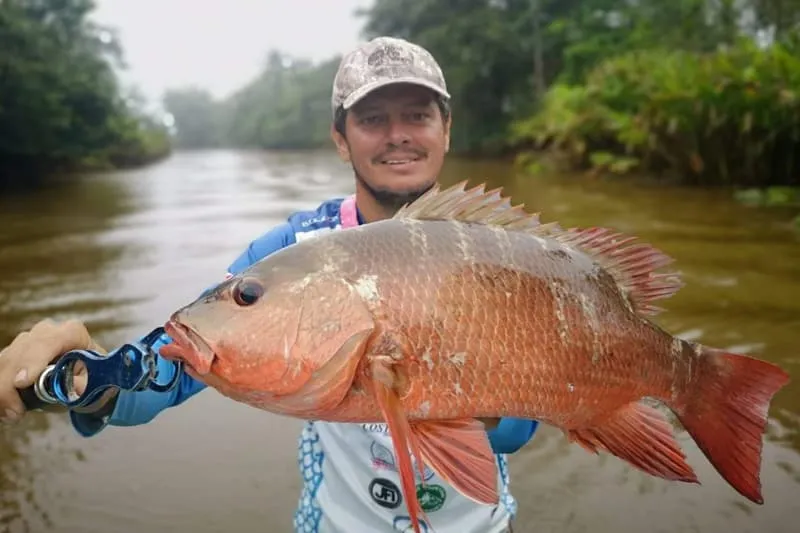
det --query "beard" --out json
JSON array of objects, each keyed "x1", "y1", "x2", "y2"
[
  {"x1": 351, "y1": 142, "x2": 438, "y2": 212},
  {"x1": 353, "y1": 168, "x2": 436, "y2": 212}
]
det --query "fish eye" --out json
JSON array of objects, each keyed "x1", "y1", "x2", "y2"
[{"x1": 231, "y1": 278, "x2": 264, "y2": 306}]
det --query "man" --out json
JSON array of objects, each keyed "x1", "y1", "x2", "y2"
[{"x1": 0, "y1": 36, "x2": 538, "y2": 532}]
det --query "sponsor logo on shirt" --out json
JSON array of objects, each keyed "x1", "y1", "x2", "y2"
[
  {"x1": 369, "y1": 477, "x2": 403, "y2": 509},
  {"x1": 299, "y1": 214, "x2": 337, "y2": 228},
  {"x1": 416, "y1": 483, "x2": 447, "y2": 513},
  {"x1": 370, "y1": 440, "x2": 395, "y2": 470},
  {"x1": 370, "y1": 441, "x2": 434, "y2": 481},
  {"x1": 361, "y1": 423, "x2": 389, "y2": 434},
  {"x1": 393, "y1": 516, "x2": 431, "y2": 532}
]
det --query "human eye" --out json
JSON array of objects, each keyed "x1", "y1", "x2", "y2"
[
  {"x1": 359, "y1": 113, "x2": 384, "y2": 126},
  {"x1": 407, "y1": 110, "x2": 431, "y2": 122}
]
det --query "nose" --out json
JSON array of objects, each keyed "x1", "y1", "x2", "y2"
[{"x1": 386, "y1": 117, "x2": 412, "y2": 146}]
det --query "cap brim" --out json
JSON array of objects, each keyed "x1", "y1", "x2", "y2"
[{"x1": 342, "y1": 77, "x2": 451, "y2": 110}]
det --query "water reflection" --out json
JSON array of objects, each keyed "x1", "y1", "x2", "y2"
[
  {"x1": 0, "y1": 150, "x2": 795, "y2": 533},
  {"x1": 0, "y1": 172, "x2": 142, "y2": 337}
]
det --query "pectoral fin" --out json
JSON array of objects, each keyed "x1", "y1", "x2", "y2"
[{"x1": 371, "y1": 357, "x2": 430, "y2": 533}]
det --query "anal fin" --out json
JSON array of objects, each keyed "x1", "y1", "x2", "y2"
[{"x1": 567, "y1": 401, "x2": 699, "y2": 483}]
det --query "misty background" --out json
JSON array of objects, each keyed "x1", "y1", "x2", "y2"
[{"x1": 91, "y1": 1, "x2": 372, "y2": 104}]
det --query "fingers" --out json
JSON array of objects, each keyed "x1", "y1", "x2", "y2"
[
  {"x1": 0, "y1": 318, "x2": 94, "y2": 423},
  {"x1": 0, "y1": 331, "x2": 37, "y2": 422},
  {"x1": 12, "y1": 319, "x2": 92, "y2": 387}
]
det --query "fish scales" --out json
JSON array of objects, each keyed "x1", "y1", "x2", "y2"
[
  {"x1": 161, "y1": 180, "x2": 790, "y2": 532},
  {"x1": 307, "y1": 216, "x2": 680, "y2": 426}
]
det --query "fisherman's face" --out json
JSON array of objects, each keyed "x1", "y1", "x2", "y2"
[{"x1": 331, "y1": 83, "x2": 451, "y2": 211}]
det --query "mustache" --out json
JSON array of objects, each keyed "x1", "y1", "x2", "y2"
[{"x1": 372, "y1": 147, "x2": 427, "y2": 163}]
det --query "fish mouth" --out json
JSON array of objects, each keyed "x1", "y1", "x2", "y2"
[{"x1": 162, "y1": 319, "x2": 217, "y2": 375}]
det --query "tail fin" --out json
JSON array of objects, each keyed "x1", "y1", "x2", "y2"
[{"x1": 673, "y1": 345, "x2": 790, "y2": 504}]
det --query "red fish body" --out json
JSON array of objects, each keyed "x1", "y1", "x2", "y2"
[{"x1": 161, "y1": 182, "x2": 790, "y2": 533}]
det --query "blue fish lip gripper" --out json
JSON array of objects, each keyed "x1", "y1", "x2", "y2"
[{"x1": 20, "y1": 326, "x2": 183, "y2": 411}]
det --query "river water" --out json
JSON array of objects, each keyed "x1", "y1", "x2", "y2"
[{"x1": 0, "y1": 149, "x2": 797, "y2": 533}]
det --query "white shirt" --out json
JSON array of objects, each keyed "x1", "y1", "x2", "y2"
[{"x1": 292, "y1": 421, "x2": 516, "y2": 533}]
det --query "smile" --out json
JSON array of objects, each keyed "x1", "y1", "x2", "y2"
[{"x1": 381, "y1": 156, "x2": 422, "y2": 165}]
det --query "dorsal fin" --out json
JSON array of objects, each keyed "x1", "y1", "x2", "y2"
[
  {"x1": 554, "y1": 227, "x2": 684, "y2": 316},
  {"x1": 394, "y1": 180, "x2": 557, "y2": 232},
  {"x1": 394, "y1": 181, "x2": 683, "y2": 316}
]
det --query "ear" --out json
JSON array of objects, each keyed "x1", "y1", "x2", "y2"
[
  {"x1": 443, "y1": 114, "x2": 452, "y2": 154},
  {"x1": 330, "y1": 123, "x2": 351, "y2": 163}
]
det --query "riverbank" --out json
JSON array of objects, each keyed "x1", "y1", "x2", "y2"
[
  {"x1": 510, "y1": 41, "x2": 799, "y2": 184},
  {"x1": 504, "y1": 39, "x2": 800, "y2": 230},
  {"x1": 0, "y1": 138, "x2": 172, "y2": 193}
]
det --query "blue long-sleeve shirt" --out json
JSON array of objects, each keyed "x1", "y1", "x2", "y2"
[{"x1": 70, "y1": 196, "x2": 539, "y2": 454}]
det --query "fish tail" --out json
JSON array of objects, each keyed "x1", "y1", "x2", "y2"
[{"x1": 673, "y1": 345, "x2": 790, "y2": 504}]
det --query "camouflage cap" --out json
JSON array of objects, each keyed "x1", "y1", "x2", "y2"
[{"x1": 331, "y1": 36, "x2": 450, "y2": 117}]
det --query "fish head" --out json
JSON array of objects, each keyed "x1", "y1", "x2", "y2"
[{"x1": 160, "y1": 255, "x2": 376, "y2": 408}]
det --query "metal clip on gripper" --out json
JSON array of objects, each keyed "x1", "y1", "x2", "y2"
[{"x1": 19, "y1": 327, "x2": 183, "y2": 411}]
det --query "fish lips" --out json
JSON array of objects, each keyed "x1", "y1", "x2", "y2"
[{"x1": 162, "y1": 319, "x2": 217, "y2": 375}]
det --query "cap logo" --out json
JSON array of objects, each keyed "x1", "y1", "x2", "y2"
[{"x1": 368, "y1": 44, "x2": 413, "y2": 67}]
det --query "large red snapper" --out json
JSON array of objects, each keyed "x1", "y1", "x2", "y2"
[{"x1": 161, "y1": 181, "x2": 790, "y2": 533}]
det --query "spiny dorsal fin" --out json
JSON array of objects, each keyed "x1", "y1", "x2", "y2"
[
  {"x1": 394, "y1": 180, "x2": 556, "y2": 233},
  {"x1": 394, "y1": 181, "x2": 684, "y2": 316}
]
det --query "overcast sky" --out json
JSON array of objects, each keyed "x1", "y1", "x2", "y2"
[{"x1": 91, "y1": 0, "x2": 373, "y2": 105}]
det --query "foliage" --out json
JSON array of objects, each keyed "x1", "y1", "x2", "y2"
[
  {"x1": 735, "y1": 186, "x2": 800, "y2": 208},
  {"x1": 0, "y1": 0, "x2": 171, "y2": 189},
  {"x1": 511, "y1": 41, "x2": 800, "y2": 187}
]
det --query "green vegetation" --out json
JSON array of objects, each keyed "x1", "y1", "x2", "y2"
[
  {"x1": 512, "y1": 42, "x2": 800, "y2": 187},
  {"x1": 7, "y1": 0, "x2": 799, "y2": 224},
  {"x1": 0, "y1": 0, "x2": 171, "y2": 189}
]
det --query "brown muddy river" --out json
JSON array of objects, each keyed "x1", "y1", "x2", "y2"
[{"x1": 0, "y1": 149, "x2": 798, "y2": 533}]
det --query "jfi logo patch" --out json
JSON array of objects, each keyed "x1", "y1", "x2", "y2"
[{"x1": 369, "y1": 477, "x2": 402, "y2": 509}]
